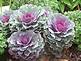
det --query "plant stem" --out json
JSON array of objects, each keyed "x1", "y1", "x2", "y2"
[
  {"x1": 9, "y1": 0, "x2": 12, "y2": 10},
  {"x1": 0, "y1": 4, "x2": 2, "y2": 15},
  {"x1": 77, "y1": 5, "x2": 80, "y2": 10}
]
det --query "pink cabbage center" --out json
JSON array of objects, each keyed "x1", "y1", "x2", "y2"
[
  {"x1": 21, "y1": 12, "x2": 35, "y2": 23},
  {"x1": 2, "y1": 15, "x2": 9, "y2": 23},
  {"x1": 19, "y1": 35, "x2": 30, "y2": 44},
  {"x1": 54, "y1": 17, "x2": 68, "y2": 32}
]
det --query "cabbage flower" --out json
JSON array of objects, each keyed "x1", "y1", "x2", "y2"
[
  {"x1": 7, "y1": 30, "x2": 44, "y2": 61},
  {"x1": 0, "y1": 10, "x2": 12, "y2": 24},
  {"x1": 45, "y1": 13, "x2": 75, "y2": 57},
  {"x1": 9, "y1": 4, "x2": 47, "y2": 31}
]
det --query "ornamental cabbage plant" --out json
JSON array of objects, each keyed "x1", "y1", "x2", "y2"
[
  {"x1": 0, "y1": 4, "x2": 75, "y2": 60},
  {"x1": 6, "y1": 4, "x2": 49, "y2": 61},
  {"x1": 0, "y1": 10, "x2": 12, "y2": 24},
  {"x1": 44, "y1": 13, "x2": 75, "y2": 57},
  {"x1": 9, "y1": 4, "x2": 47, "y2": 31},
  {"x1": 7, "y1": 30, "x2": 44, "y2": 61}
]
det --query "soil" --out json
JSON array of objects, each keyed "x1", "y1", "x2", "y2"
[{"x1": 39, "y1": 44, "x2": 81, "y2": 61}]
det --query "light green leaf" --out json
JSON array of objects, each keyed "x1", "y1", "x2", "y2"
[
  {"x1": 72, "y1": 1, "x2": 79, "y2": 9},
  {"x1": 0, "y1": 0, "x2": 3, "y2": 4},
  {"x1": 78, "y1": 45, "x2": 81, "y2": 51},
  {"x1": 0, "y1": 47, "x2": 4, "y2": 55},
  {"x1": 59, "y1": 2, "x2": 65, "y2": 13},
  {"x1": 62, "y1": 0, "x2": 71, "y2": 6}
]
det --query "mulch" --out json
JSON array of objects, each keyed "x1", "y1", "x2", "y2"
[{"x1": 39, "y1": 44, "x2": 81, "y2": 61}]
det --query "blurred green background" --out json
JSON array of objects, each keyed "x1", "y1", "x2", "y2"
[{"x1": 0, "y1": 0, "x2": 81, "y2": 12}]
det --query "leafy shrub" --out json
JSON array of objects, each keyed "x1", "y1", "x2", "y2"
[
  {"x1": 64, "y1": 10, "x2": 81, "y2": 51},
  {"x1": 0, "y1": 0, "x2": 10, "y2": 6},
  {"x1": 2, "y1": 0, "x2": 10, "y2": 6},
  {"x1": 1, "y1": 0, "x2": 81, "y2": 12},
  {"x1": 10, "y1": 0, "x2": 59, "y2": 11},
  {"x1": 57, "y1": 0, "x2": 81, "y2": 12},
  {"x1": 0, "y1": 10, "x2": 12, "y2": 55},
  {"x1": 0, "y1": 25, "x2": 7, "y2": 55}
]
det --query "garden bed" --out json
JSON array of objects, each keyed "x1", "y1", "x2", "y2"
[{"x1": 0, "y1": 0, "x2": 81, "y2": 61}]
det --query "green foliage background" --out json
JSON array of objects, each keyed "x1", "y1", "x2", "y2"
[
  {"x1": 1, "y1": 0, "x2": 81, "y2": 12},
  {"x1": 64, "y1": 11, "x2": 81, "y2": 51},
  {"x1": 9, "y1": 0, "x2": 81, "y2": 12}
]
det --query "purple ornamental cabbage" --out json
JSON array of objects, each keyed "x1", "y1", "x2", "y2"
[
  {"x1": 45, "y1": 13, "x2": 75, "y2": 57},
  {"x1": 1, "y1": 15, "x2": 9, "y2": 23},
  {"x1": 9, "y1": 4, "x2": 47, "y2": 31},
  {"x1": 7, "y1": 30, "x2": 44, "y2": 61},
  {"x1": 0, "y1": 10, "x2": 12, "y2": 24}
]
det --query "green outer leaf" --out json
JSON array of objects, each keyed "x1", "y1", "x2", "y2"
[
  {"x1": 78, "y1": 45, "x2": 81, "y2": 51},
  {"x1": 59, "y1": 2, "x2": 65, "y2": 13},
  {"x1": 0, "y1": 47, "x2": 4, "y2": 55},
  {"x1": 72, "y1": 1, "x2": 78, "y2": 9},
  {"x1": 0, "y1": 0, "x2": 3, "y2": 14},
  {"x1": 62, "y1": 0, "x2": 71, "y2": 6},
  {"x1": 78, "y1": 0, "x2": 81, "y2": 5}
]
